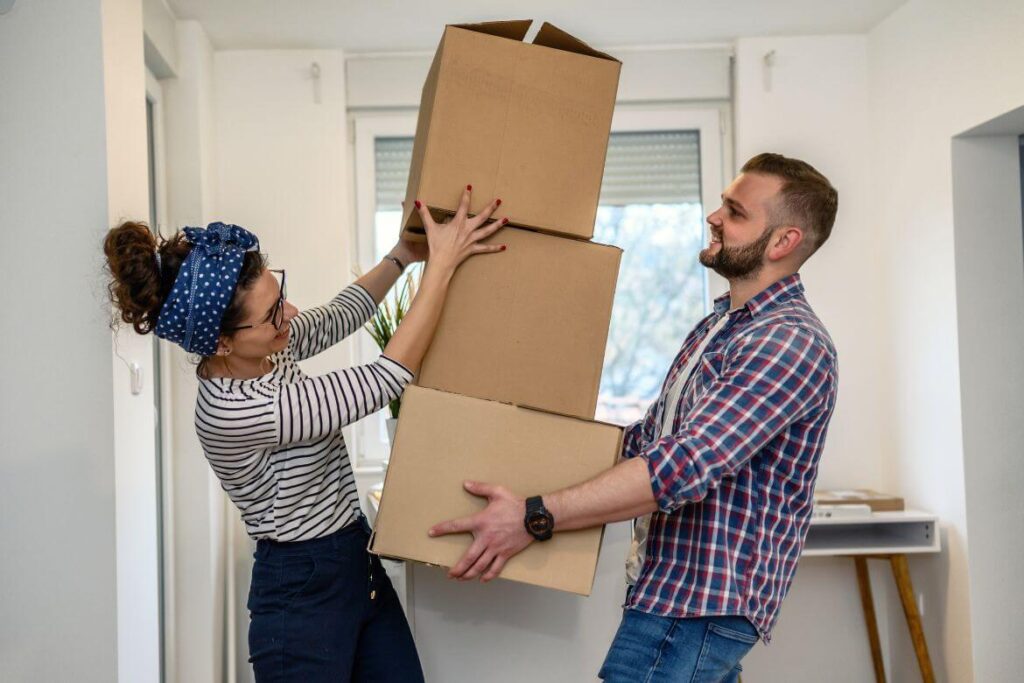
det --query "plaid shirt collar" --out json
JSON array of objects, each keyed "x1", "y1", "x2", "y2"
[{"x1": 712, "y1": 273, "x2": 805, "y2": 318}]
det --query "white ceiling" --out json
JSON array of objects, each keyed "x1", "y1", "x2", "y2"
[{"x1": 164, "y1": 0, "x2": 908, "y2": 53}]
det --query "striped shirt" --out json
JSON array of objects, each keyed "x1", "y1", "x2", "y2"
[
  {"x1": 195, "y1": 284, "x2": 413, "y2": 542},
  {"x1": 623, "y1": 274, "x2": 838, "y2": 641}
]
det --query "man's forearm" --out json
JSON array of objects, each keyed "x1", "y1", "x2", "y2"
[
  {"x1": 429, "y1": 450, "x2": 661, "y2": 582},
  {"x1": 545, "y1": 456, "x2": 659, "y2": 532}
]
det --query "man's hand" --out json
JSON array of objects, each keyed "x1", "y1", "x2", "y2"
[
  {"x1": 428, "y1": 481, "x2": 534, "y2": 582},
  {"x1": 427, "y1": 460, "x2": 657, "y2": 583}
]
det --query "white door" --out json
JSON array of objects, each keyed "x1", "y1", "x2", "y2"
[{"x1": 109, "y1": 68, "x2": 171, "y2": 683}]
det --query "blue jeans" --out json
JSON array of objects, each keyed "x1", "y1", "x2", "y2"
[
  {"x1": 599, "y1": 610, "x2": 759, "y2": 683},
  {"x1": 247, "y1": 518, "x2": 423, "y2": 682}
]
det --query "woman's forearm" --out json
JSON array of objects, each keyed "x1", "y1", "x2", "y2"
[
  {"x1": 354, "y1": 256, "x2": 404, "y2": 303},
  {"x1": 380, "y1": 187, "x2": 505, "y2": 372},
  {"x1": 382, "y1": 263, "x2": 455, "y2": 374}
]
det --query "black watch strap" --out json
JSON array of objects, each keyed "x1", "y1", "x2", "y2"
[{"x1": 524, "y1": 495, "x2": 554, "y2": 541}]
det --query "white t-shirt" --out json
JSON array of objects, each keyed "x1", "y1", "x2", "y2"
[{"x1": 625, "y1": 310, "x2": 733, "y2": 585}]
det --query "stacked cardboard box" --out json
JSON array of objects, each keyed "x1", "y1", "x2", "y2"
[
  {"x1": 370, "y1": 20, "x2": 623, "y2": 596},
  {"x1": 397, "y1": 20, "x2": 621, "y2": 242}
]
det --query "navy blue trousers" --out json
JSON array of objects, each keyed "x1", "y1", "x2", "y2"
[{"x1": 247, "y1": 518, "x2": 423, "y2": 682}]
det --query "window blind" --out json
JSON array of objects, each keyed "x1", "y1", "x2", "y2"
[
  {"x1": 374, "y1": 129, "x2": 703, "y2": 211},
  {"x1": 599, "y1": 130, "x2": 701, "y2": 205},
  {"x1": 374, "y1": 137, "x2": 414, "y2": 212}
]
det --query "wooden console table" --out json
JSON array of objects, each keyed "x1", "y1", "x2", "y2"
[{"x1": 803, "y1": 511, "x2": 940, "y2": 683}]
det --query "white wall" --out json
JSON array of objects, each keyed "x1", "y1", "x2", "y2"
[
  {"x1": 735, "y1": 35, "x2": 885, "y2": 492},
  {"x1": 732, "y1": 35, "x2": 901, "y2": 682},
  {"x1": 213, "y1": 48, "x2": 355, "y2": 681},
  {"x1": 345, "y1": 46, "x2": 731, "y2": 109},
  {"x1": 410, "y1": 523, "x2": 633, "y2": 682},
  {"x1": 868, "y1": 1, "x2": 1024, "y2": 679},
  {"x1": 951, "y1": 125, "x2": 1024, "y2": 683},
  {"x1": 143, "y1": 0, "x2": 177, "y2": 77},
  {"x1": 1, "y1": 0, "x2": 120, "y2": 680},
  {"x1": 214, "y1": 51, "x2": 353, "y2": 329}
]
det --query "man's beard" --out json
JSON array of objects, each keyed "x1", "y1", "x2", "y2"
[{"x1": 699, "y1": 226, "x2": 774, "y2": 280}]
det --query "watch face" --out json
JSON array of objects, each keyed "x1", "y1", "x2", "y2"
[{"x1": 528, "y1": 515, "x2": 553, "y2": 534}]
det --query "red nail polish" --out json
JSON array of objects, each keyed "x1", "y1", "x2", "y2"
[
  {"x1": 414, "y1": 200, "x2": 421, "y2": 209},
  {"x1": 467, "y1": 184, "x2": 472, "y2": 191},
  {"x1": 500, "y1": 245, "x2": 507, "y2": 251},
  {"x1": 501, "y1": 217, "x2": 509, "y2": 225},
  {"x1": 496, "y1": 199, "x2": 502, "y2": 207}
]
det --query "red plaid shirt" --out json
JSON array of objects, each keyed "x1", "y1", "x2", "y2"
[{"x1": 623, "y1": 274, "x2": 838, "y2": 641}]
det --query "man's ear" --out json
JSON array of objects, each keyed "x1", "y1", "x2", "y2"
[{"x1": 769, "y1": 225, "x2": 804, "y2": 261}]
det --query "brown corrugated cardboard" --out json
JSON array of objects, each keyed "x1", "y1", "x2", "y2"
[
  {"x1": 416, "y1": 225, "x2": 621, "y2": 420},
  {"x1": 369, "y1": 386, "x2": 623, "y2": 595},
  {"x1": 400, "y1": 20, "x2": 621, "y2": 241},
  {"x1": 814, "y1": 489, "x2": 906, "y2": 512}
]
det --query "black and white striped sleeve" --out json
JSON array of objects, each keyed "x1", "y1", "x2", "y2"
[
  {"x1": 276, "y1": 355, "x2": 414, "y2": 445},
  {"x1": 288, "y1": 284, "x2": 378, "y2": 361},
  {"x1": 195, "y1": 381, "x2": 280, "y2": 461}
]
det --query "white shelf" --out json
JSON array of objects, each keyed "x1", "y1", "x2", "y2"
[
  {"x1": 803, "y1": 509, "x2": 940, "y2": 557},
  {"x1": 372, "y1": 487, "x2": 941, "y2": 559}
]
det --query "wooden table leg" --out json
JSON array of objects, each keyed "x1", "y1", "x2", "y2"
[
  {"x1": 854, "y1": 557, "x2": 887, "y2": 683},
  {"x1": 890, "y1": 554, "x2": 936, "y2": 683}
]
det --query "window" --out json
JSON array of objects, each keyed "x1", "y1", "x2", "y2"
[
  {"x1": 351, "y1": 109, "x2": 724, "y2": 464},
  {"x1": 594, "y1": 128, "x2": 713, "y2": 424},
  {"x1": 372, "y1": 136, "x2": 415, "y2": 260},
  {"x1": 351, "y1": 114, "x2": 420, "y2": 468}
]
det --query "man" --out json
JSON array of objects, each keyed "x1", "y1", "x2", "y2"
[{"x1": 429, "y1": 153, "x2": 839, "y2": 681}]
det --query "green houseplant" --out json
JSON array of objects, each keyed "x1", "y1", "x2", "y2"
[{"x1": 364, "y1": 269, "x2": 419, "y2": 444}]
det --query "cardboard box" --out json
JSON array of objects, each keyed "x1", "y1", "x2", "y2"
[
  {"x1": 400, "y1": 20, "x2": 621, "y2": 241},
  {"x1": 369, "y1": 386, "x2": 623, "y2": 595},
  {"x1": 814, "y1": 489, "x2": 906, "y2": 513},
  {"x1": 416, "y1": 225, "x2": 621, "y2": 420}
]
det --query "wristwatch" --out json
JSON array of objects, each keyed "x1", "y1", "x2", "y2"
[{"x1": 524, "y1": 496, "x2": 554, "y2": 541}]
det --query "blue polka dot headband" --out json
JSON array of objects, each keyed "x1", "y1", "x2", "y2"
[{"x1": 155, "y1": 222, "x2": 260, "y2": 355}]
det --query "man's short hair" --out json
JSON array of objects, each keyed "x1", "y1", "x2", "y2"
[{"x1": 741, "y1": 153, "x2": 838, "y2": 255}]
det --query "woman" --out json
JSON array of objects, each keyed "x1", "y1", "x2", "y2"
[{"x1": 103, "y1": 186, "x2": 506, "y2": 682}]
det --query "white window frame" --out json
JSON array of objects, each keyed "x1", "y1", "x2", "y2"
[
  {"x1": 350, "y1": 112, "x2": 419, "y2": 470},
  {"x1": 348, "y1": 106, "x2": 727, "y2": 466},
  {"x1": 607, "y1": 106, "x2": 729, "y2": 310}
]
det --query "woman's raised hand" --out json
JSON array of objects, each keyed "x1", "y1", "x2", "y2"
[
  {"x1": 416, "y1": 185, "x2": 507, "y2": 273},
  {"x1": 380, "y1": 185, "x2": 508, "y2": 374}
]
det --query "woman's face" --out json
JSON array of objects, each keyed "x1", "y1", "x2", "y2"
[{"x1": 222, "y1": 269, "x2": 298, "y2": 360}]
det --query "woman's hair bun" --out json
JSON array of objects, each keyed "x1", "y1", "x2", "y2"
[{"x1": 104, "y1": 221, "x2": 191, "y2": 334}]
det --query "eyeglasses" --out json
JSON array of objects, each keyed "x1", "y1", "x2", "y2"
[{"x1": 225, "y1": 269, "x2": 287, "y2": 332}]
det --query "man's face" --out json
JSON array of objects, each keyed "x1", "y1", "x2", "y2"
[{"x1": 700, "y1": 172, "x2": 784, "y2": 280}]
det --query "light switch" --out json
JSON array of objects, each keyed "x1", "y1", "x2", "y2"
[{"x1": 130, "y1": 362, "x2": 143, "y2": 395}]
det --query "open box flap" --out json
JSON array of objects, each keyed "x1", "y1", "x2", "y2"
[
  {"x1": 532, "y1": 21, "x2": 620, "y2": 62},
  {"x1": 448, "y1": 19, "x2": 533, "y2": 42}
]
